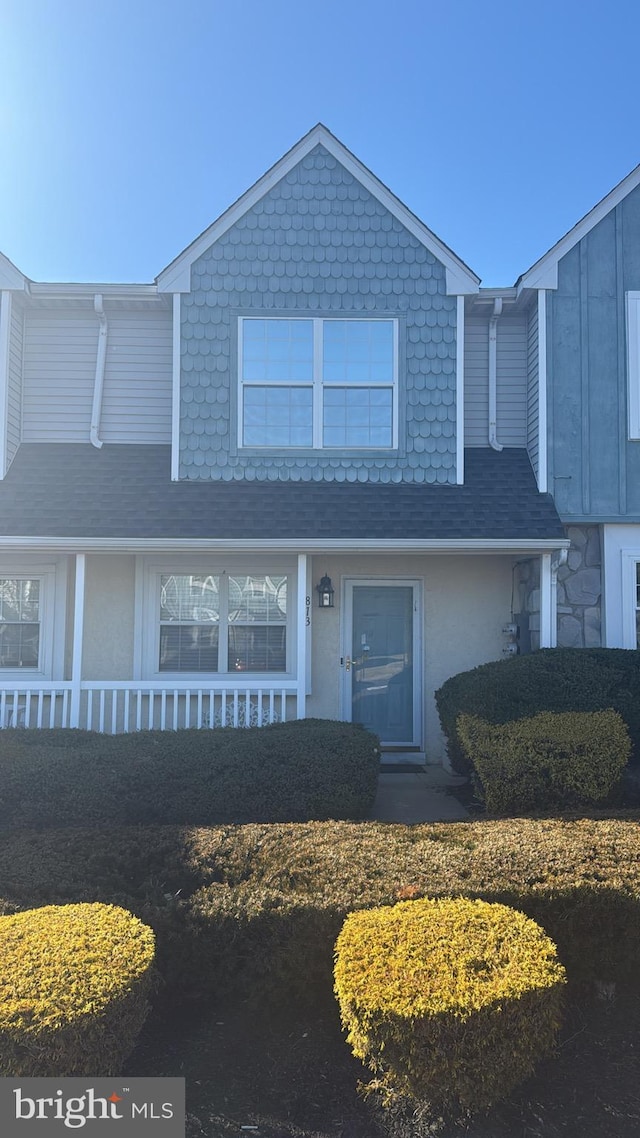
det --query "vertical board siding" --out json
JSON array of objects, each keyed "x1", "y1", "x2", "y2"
[
  {"x1": 7, "y1": 300, "x2": 22, "y2": 465},
  {"x1": 527, "y1": 301, "x2": 539, "y2": 476},
  {"x1": 100, "y1": 310, "x2": 172, "y2": 442},
  {"x1": 22, "y1": 307, "x2": 172, "y2": 444},
  {"x1": 464, "y1": 315, "x2": 528, "y2": 446},
  {"x1": 549, "y1": 183, "x2": 640, "y2": 518}
]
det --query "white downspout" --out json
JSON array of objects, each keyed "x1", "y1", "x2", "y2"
[
  {"x1": 488, "y1": 297, "x2": 503, "y2": 451},
  {"x1": 550, "y1": 547, "x2": 568, "y2": 649},
  {"x1": 90, "y1": 294, "x2": 108, "y2": 449}
]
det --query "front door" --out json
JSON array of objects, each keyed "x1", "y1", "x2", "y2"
[{"x1": 343, "y1": 580, "x2": 421, "y2": 747}]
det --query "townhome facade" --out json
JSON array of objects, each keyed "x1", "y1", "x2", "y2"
[{"x1": 7, "y1": 124, "x2": 626, "y2": 763}]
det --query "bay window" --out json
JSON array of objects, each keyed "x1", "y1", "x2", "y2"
[{"x1": 239, "y1": 316, "x2": 398, "y2": 449}]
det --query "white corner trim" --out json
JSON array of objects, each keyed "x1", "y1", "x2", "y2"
[
  {"x1": 626, "y1": 292, "x2": 640, "y2": 440},
  {"x1": 0, "y1": 291, "x2": 11, "y2": 478},
  {"x1": 156, "y1": 125, "x2": 480, "y2": 295},
  {"x1": 171, "y1": 293, "x2": 181, "y2": 480},
  {"x1": 537, "y1": 290, "x2": 548, "y2": 492},
  {"x1": 456, "y1": 296, "x2": 464, "y2": 484}
]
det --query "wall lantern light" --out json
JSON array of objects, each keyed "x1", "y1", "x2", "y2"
[{"x1": 316, "y1": 574, "x2": 335, "y2": 609}]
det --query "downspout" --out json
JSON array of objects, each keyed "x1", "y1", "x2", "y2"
[
  {"x1": 488, "y1": 297, "x2": 503, "y2": 451},
  {"x1": 90, "y1": 294, "x2": 108, "y2": 449},
  {"x1": 550, "y1": 547, "x2": 569, "y2": 649}
]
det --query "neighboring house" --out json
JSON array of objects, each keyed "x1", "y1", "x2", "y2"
[{"x1": 6, "y1": 120, "x2": 623, "y2": 763}]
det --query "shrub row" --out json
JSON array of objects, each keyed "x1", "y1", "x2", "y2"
[
  {"x1": 458, "y1": 709, "x2": 631, "y2": 814},
  {"x1": 1, "y1": 818, "x2": 640, "y2": 1009},
  {"x1": 0, "y1": 903, "x2": 155, "y2": 1076},
  {"x1": 0, "y1": 719, "x2": 379, "y2": 830},
  {"x1": 435, "y1": 648, "x2": 640, "y2": 775},
  {"x1": 334, "y1": 898, "x2": 566, "y2": 1112}
]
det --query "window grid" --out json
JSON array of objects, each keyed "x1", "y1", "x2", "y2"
[
  {"x1": 158, "y1": 573, "x2": 288, "y2": 674},
  {"x1": 0, "y1": 578, "x2": 41, "y2": 670},
  {"x1": 239, "y1": 317, "x2": 398, "y2": 450}
]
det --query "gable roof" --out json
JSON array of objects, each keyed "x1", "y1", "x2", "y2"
[
  {"x1": 0, "y1": 251, "x2": 27, "y2": 290},
  {"x1": 0, "y1": 444, "x2": 564, "y2": 549},
  {"x1": 518, "y1": 162, "x2": 640, "y2": 291},
  {"x1": 156, "y1": 124, "x2": 480, "y2": 296}
]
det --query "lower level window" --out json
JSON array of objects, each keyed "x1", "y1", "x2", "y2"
[
  {"x1": 158, "y1": 573, "x2": 287, "y2": 673},
  {"x1": 0, "y1": 578, "x2": 40, "y2": 669}
]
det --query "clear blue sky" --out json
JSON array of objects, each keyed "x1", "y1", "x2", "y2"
[{"x1": 1, "y1": 0, "x2": 639, "y2": 287}]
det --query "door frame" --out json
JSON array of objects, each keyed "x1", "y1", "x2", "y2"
[{"x1": 341, "y1": 577, "x2": 423, "y2": 749}]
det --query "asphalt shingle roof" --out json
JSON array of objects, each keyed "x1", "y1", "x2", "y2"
[{"x1": 0, "y1": 444, "x2": 565, "y2": 542}]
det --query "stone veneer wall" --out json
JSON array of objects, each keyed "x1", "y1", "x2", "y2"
[{"x1": 556, "y1": 526, "x2": 602, "y2": 647}]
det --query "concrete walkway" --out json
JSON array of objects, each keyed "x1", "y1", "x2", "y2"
[{"x1": 369, "y1": 766, "x2": 470, "y2": 823}]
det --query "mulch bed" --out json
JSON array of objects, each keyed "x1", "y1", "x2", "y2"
[{"x1": 130, "y1": 986, "x2": 640, "y2": 1138}]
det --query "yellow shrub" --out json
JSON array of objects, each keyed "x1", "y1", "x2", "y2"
[
  {"x1": 334, "y1": 897, "x2": 565, "y2": 1112},
  {"x1": 0, "y1": 903, "x2": 155, "y2": 1076}
]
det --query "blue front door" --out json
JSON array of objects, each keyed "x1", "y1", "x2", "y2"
[{"x1": 349, "y1": 583, "x2": 416, "y2": 745}]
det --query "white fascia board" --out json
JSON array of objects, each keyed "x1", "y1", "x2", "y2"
[
  {"x1": 156, "y1": 124, "x2": 480, "y2": 296},
  {"x1": 0, "y1": 537, "x2": 571, "y2": 555},
  {"x1": 518, "y1": 163, "x2": 640, "y2": 292},
  {"x1": 0, "y1": 253, "x2": 27, "y2": 291}
]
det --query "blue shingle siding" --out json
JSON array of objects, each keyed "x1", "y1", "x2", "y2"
[{"x1": 179, "y1": 144, "x2": 457, "y2": 483}]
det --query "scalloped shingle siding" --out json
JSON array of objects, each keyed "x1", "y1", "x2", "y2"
[{"x1": 179, "y1": 144, "x2": 457, "y2": 483}]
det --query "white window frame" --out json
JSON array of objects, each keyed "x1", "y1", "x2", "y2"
[
  {"x1": 0, "y1": 560, "x2": 65, "y2": 680},
  {"x1": 137, "y1": 556, "x2": 297, "y2": 682},
  {"x1": 237, "y1": 316, "x2": 399, "y2": 451},
  {"x1": 626, "y1": 292, "x2": 640, "y2": 439}
]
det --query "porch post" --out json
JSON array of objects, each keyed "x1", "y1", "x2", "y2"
[
  {"x1": 296, "y1": 553, "x2": 307, "y2": 720},
  {"x1": 539, "y1": 552, "x2": 554, "y2": 648},
  {"x1": 70, "y1": 553, "x2": 86, "y2": 727}
]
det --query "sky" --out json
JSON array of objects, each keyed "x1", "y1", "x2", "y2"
[{"x1": 1, "y1": 0, "x2": 639, "y2": 288}]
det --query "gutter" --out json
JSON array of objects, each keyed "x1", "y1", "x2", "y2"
[
  {"x1": 488, "y1": 297, "x2": 503, "y2": 451},
  {"x1": 0, "y1": 536, "x2": 572, "y2": 555},
  {"x1": 90, "y1": 295, "x2": 108, "y2": 449}
]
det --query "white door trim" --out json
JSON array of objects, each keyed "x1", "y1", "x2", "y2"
[{"x1": 341, "y1": 577, "x2": 422, "y2": 748}]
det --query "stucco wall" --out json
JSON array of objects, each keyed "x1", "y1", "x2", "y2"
[
  {"x1": 82, "y1": 556, "x2": 136, "y2": 680},
  {"x1": 306, "y1": 553, "x2": 513, "y2": 762}
]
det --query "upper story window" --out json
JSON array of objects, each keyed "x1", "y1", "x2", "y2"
[
  {"x1": 626, "y1": 292, "x2": 640, "y2": 439},
  {"x1": 239, "y1": 317, "x2": 398, "y2": 449}
]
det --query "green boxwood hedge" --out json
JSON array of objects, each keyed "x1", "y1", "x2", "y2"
[
  {"x1": 458, "y1": 709, "x2": 631, "y2": 814},
  {"x1": 435, "y1": 649, "x2": 640, "y2": 775},
  {"x1": 0, "y1": 719, "x2": 379, "y2": 829}
]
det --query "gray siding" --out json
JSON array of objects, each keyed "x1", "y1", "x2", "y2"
[
  {"x1": 22, "y1": 307, "x2": 172, "y2": 444},
  {"x1": 180, "y1": 144, "x2": 458, "y2": 484},
  {"x1": 6, "y1": 298, "x2": 22, "y2": 466},
  {"x1": 548, "y1": 182, "x2": 640, "y2": 519},
  {"x1": 463, "y1": 315, "x2": 528, "y2": 446},
  {"x1": 526, "y1": 301, "x2": 539, "y2": 476},
  {"x1": 100, "y1": 310, "x2": 172, "y2": 443}
]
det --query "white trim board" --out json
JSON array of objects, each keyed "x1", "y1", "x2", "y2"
[
  {"x1": 0, "y1": 537, "x2": 571, "y2": 555},
  {"x1": 518, "y1": 162, "x2": 640, "y2": 291},
  {"x1": 156, "y1": 124, "x2": 480, "y2": 296}
]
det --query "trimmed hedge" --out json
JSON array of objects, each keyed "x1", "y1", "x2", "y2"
[
  {"x1": 435, "y1": 649, "x2": 640, "y2": 776},
  {"x1": 334, "y1": 898, "x2": 565, "y2": 1111},
  {"x1": 0, "y1": 818, "x2": 637, "y2": 1009},
  {"x1": 0, "y1": 903, "x2": 155, "y2": 1076},
  {"x1": 458, "y1": 710, "x2": 631, "y2": 814},
  {"x1": 0, "y1": 719, "x2": 379, "y2": 829}
]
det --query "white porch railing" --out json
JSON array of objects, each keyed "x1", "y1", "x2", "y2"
[{"x1": 0, "y1": 682, "x2": 297, "y2": 733}]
